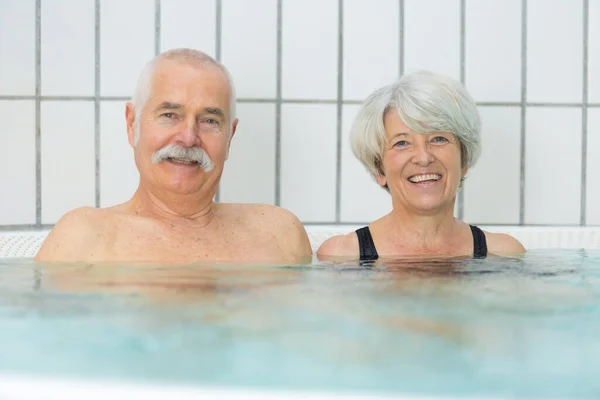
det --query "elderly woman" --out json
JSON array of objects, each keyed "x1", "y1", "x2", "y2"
[{"x1": 317, "y1": 70, "x2": 525, "y2": 260}]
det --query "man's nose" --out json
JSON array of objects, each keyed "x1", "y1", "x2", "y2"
[{"x1": 174, "y1": 122, "x2": 201, "y2": 147}]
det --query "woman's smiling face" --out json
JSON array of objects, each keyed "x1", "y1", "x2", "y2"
[{"x1": 376, "y1": 110, "x2": 467, "y2": 214}]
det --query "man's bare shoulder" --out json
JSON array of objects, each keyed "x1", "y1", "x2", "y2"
[
  {"x1": 218, "y1": 203, "x2": 312, "y2": 258},
  {"x1": 34, "y1": 207, "x2": 110, "y2": 262},
  {"x1": 483, "y1": 231, "x2": 526, "y2": 257},
  {"x1": 316, "y1": 232, "x2": 360, "y2": 260}
]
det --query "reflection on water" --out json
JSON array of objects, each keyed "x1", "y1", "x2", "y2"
[{"x1": 1, "y1": 249, "x2": 600, "y2": 398}]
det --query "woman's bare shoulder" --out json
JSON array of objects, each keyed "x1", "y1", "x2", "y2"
[
  {"x1": 316, "y1": 232, "x2": 360, "y2": 258},
  {"x1": 483, "y1": 230, "x2": 526, "y2": 256}
]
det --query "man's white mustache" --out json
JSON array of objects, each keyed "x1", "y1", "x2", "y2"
[{"x1": 152, "y1": 144, "x2": 214, "y2": 172}]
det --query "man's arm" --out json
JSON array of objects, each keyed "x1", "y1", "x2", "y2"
[
  {"x1": 34, "y1": 207, "x2": 99, "y2": 263},
  {"x1": 264, "y1": 206, "x2": 313, "y2": 261}
]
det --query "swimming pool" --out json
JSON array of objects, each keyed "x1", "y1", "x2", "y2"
[{"x1": 1, "y1": 227, "x2": 599, "y2": 399}]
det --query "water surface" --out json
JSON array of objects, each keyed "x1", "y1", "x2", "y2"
[{"x1": 1, "y1": 249, "x2": 599, "y2": 398}]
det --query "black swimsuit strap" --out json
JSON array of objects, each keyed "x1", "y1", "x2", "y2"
[
  {"x1": 355, "y1": 226, "x2": 379, "y2": 261},
  {"x1": 469, "y1": 225, "x2": 488, "y2": 258},
  {"x1": 356, "y1": 225, "x2": 487, "y2": 260}
]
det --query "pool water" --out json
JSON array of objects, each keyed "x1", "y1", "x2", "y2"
[{"x1": 1, "y1": 249, "x2": 599, "y2": 399}]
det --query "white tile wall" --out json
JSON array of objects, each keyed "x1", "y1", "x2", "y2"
[
  {"x1": 463, "y1": 107, "x2": 521, "y2": 225},
  {"x1": 343, "y1": 0, "x2": 399, "y2": 101},
  {"x1": 219, "y1": 103, "x2": 276, "y2": 204},
  {"x1": 465, "y1": 0, "x2": 522, "y2": 102},
  {"x1": 527, "y1": 0, "x2": 583, "y2": 103},
  {"x1": 222, "y1": 0, "x2": 277, "y2": 99},
  {"x1": 100, "y1": 0, "x2": 155, "y2": 97},
  {"x1": 586, "y1": 109, "x2": 600, "y2": 225},
  {"x1": 589, "y1": 0, "x2": 600, "y2": 103},
  {"x1": 41, "y1": 0, "x2": 95, "y2": 96},
  {"x1": 280, "y1": 104, "x2": 337, "y2": 222},
  {"x1": 99, "y1": 101, "x2": 139, "y2": 208},
  {"x1": 404, "y1": 0, "x2": 461, "y2": 81},
  {"x1": 0, "y1": 0, "x2": 35, "y2": 95},
  {"x1": 525, "y1": 107, "x2": 582, "y2": 225},
  {"x1": 160, "y1": 0, "x2": 216, "y2": 57},
  {"x1": 281, "y1": 0, "x2": 338, "y2": 100},
  {"x1": 40, "y1": 101, "x2": 95, "y2": 224},
  {"x1": 0, "y1": 101, "x2": 36, "y2": 225},
  {"x1": 340, "y1": 105, "x2": 392, "y2": 223},
  {"x1": 1, "y1": 1, "x2": 598, "y2": 229}
]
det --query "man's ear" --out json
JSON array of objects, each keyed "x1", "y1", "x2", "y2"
[
  {"x1": 225, "y1": 118, "x2": 239, "y2": 160},
  {"x1": 125, "y1": 102, "x2": 136, "y2": 147}
]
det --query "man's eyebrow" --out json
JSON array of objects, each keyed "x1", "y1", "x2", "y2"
[
  {"x1": 152, "y1": 103, "x2": 227, "y2": 120},
  {"x1": 203, "y1": 107, "x2": 226, "y2": 119},
  {"x1": 154, "y1": 102, "x2": 182, "y2": 112}
]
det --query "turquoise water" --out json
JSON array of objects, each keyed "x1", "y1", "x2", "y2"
[{"x1": 1, "y1": 250, "x2": 600, "y2": 398}]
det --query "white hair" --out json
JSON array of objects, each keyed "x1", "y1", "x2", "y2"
[
  {"x1": 350, "y1": 70, "x2": 481, "y2": 178},
  {"x1": 131, "y1": 48, "x2": 237, "y2": 145}
]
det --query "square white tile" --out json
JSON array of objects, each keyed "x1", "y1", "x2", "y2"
[
  {"x1": 463, "y1": 107, "x2": 521, "y2": 225},
  {"x1": 100, "y1": 0, "x2": 155, "y2": 96},
  {"x1": 0, "y1": 101, "x2": 36, "y2": 225},
  {"x1": 465, "y1": 0, "x2": 521, "y2": 102},
  {"x1": 404, "y1": 0, "x2": 461, "y2": 80},
  {"x1": 527, "y1": 0, "x2": 583, "y2": 103},
  {"x1": 99, "y1": 101, "x2": 140, "y2": 207},
  {"x1": 589, "y1": 0, "x2": 600, "y2": 103},
  {"x1": 585, "y1": 109, "x2": 600, "y2": 224},
  {"x1": 41, "y1": 0, "x2": 95, "y2": 96},
  {"x1": 41, "y1": 101, "x2": 96, "y2": 224},
  {"x1": 281, "y1": 0, "x2": 338, "y2": 100},
  {"x1": 219, "y1": 103, "x2": 276, "y2": 204},
  {"x1": 0, "y1": 0, "x2": 35, "y2": 95},
  {"x1": 280, "y1": 104, "x2": 337, "y2": 222},
  {"x1": 160, "y1": 0, "x2": 216, "y2": 57},
  {"x1": 222, "y1": 0, "x2": 277, "y2": 99},
  {"x1": 525, "y1": 107, "x2": 582, "y2": 225},
  {"x1": 340, "y1": 104, "x2": 392, "y2": 223},
  {"x1": 343, "y1": 0, "x2": 399, "y2": 101}
]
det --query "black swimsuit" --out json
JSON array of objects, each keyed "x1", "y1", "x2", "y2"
[{"x1": 356, "y1": 225, "x2": 488, "y2": 261}]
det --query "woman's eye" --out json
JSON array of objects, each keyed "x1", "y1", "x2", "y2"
[
  {"x1": 432, "y1": 136, "x2": 449, "y2": 143},
  {"x1": 393, "y1": 140, "x2": 409, "y2": 148}
]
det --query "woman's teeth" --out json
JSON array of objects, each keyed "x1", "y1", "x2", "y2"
[{"x1": 409, "y1": 174, "x2": 441, "y2": 183}]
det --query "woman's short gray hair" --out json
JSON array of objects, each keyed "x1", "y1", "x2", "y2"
[{"x1": 350, "y1": 70, "x2": 481, "y2": 177}]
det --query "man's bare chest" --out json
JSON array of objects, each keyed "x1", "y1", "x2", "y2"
[{"x1": 102, "y1": 226, "x2": 280, "y2": 263}]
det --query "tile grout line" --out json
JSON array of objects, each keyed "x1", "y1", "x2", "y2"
[
  {"x1": 94, "y1": 0, "x2": 101, "y2": 208},
  {"x1": 399, "y1": 0, "x2": 404, "y2": 75},
  {"x1": 581, "y1": 0, "x2": 589, "y2": 226},
  {"x1": 519, "y1": 0, "x2": 528, "y2": 225},
  {"x1": 155, "y1": 0, "x2": 161, "y2": 56},
  {"x1": 35, "y1": 0, "x2": 42, "y2": 226},
  {"x1": 1, "y1": 95, "x2": 599, "y2": 108},
  {"x1": 214, "y1": 0, "x2": 222, "y2": 202},
  {"x1": 457, "y1": 0, "x2": 466, "y2": 220},
  {"x1": 335, "y1": 0, "x2": 344, "y2": 223},
  {"x1": 275, "y1": 0, "x2": 283, "y2": 207}
]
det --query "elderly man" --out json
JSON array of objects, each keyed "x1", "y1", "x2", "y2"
[{"x1": 35, "y1": 48, "x2": 312, "y2": 264}]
